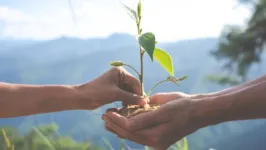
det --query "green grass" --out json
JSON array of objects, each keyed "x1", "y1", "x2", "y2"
[{"x1": 1, "y1": 126, "x2": 189, "y2": 150}]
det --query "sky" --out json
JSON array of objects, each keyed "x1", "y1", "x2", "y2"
[{"x1": 0, "y1": 0, "x2": 252, "y2": 42}]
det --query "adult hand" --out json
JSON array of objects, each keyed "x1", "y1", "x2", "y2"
[
  {"x1": 102, "y1": 92, "x2": 201, "y2": 150},
  {"x1": 0, "y1": 67, "x2": 148, "y2": 118},
  {"x1": 77, "y1": 67, "x2": 148, "y2": 110}
]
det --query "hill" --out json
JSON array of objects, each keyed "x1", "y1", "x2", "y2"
[{"x1": 0, "y1": 34, "x2": 266, "y2": 149}]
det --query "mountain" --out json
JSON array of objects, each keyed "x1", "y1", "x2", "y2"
[{"x1": 0, "y1": 34, "x2": 266, "y2": 150}]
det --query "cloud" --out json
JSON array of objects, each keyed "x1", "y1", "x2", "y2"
[
  {"x1": 0, "y1": 6, "x2": 32, "y2": 23},
  {"x1": 0, "y1": 0, "x2": 252, "y2": 42}
]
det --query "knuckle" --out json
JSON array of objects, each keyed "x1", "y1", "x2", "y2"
[
  {"x1": 110, "y1": 66, "x2": 120, "y2": 72},
  {"x1": 110, "y1": 67, "x2": 123, "y2": 76}
]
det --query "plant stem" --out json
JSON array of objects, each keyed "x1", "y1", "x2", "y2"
[
  {"x1": 123, "y1": 64, "x2": 140, "y2": 77},
  {"x1": 137, "y1": 16, "x2": 144, "y2": 96},
  {"x1": 139, "y1": 47, "x2": 144, "y2": 96},
  {"x1": 146, "y1": 79, "x2": 169, "y2": 96}
]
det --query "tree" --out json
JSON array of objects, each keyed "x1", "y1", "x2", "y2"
[{"x1": 210, "y1": 0, "x2": 266, "y2": 85}]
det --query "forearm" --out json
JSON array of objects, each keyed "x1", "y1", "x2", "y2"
[
  {"x1": 195, "y1": 80, "x2": 266, "y2": 127},
  {"x1": 0, "y1": 82, "x2": 82, "y2": 118},
  {"x1": 193, "y1": 74, "x2": 266, "y2": 99}
]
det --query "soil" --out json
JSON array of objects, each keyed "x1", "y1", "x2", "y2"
[{"x1": 117, "y1": 104, "x2": 161, "y2": 118}]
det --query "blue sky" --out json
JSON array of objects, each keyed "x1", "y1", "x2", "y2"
[{"x1": 0, "y1": 0, "x2": 251, "y2": 42}]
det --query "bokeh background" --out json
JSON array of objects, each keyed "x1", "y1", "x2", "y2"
[{"x1": 0, "y1": 0, "x2": 266, "y2": 149}]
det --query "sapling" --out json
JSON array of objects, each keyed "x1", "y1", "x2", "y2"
[{"x1": 110, "y1": 0, "x2": 187, "y2": 118}]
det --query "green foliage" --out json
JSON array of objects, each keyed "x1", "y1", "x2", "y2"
[
  {"x1": 121, "y1": 2, "x2": 138, "y2": 23},
  {"x1": 119, "y1": 139, "x2": 125, "y2": 150},
  {"x1": 110, "y1": 61, "x2": 124, "y2": 67},
  {"x1": 111, "y1": 0, "x2": 188, "y2": 97},
  {"x1": 106, "y1": 0, "x2": 189, "y2": 149},
  {"x1": 206, "y1": 75, "x2": 241, "y2": 86},
  {"x1": 211, "y1": 0, "x2": 266, "y2": 85},
  {"x1": 139, "y1": 32, "x2": 156, "y2": 61},
  {"x1": 102, "y1": 137, "x2": 114, "y2": 150},
  {"x1": 0, "y1": 124, "x2": 102, "y2": 150},
  {"x1": 154, "y1": 48, "x2": 174, "y2": 76},
  {"x1": 1, "y1": 128, "x2": 15, "y2": 150},
  {"x1": 168, "y1": 138, "x2": 189, "y2": 150},
  {"x1": 137, "y1": 0, "x2": 142, "y2": 18}
]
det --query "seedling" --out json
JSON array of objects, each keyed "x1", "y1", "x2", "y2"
[{"x1": 110, "y1": 0, "x2": 187, "y2": 117}]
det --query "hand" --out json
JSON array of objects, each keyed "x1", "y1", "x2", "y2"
[
  {"x1": 76, "y1": 67, "x2": 148, "y2": 110},
  {"x1": 102, "y1": 92, "x2": 201, "y2": 150},
  {"x1": 146, "y1": 92, "x2": 193, "y2": 104}
]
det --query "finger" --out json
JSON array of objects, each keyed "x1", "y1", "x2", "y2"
[
  {"x1": 106, "y1": 108, "x2": 119, "y2": 113},
  {"x1": 105, "y1": 123, "x2": 117, "y2": 135},
  {"x1": 102, "y1": 114, "x2": 153, "y2": 146},
  {"x1": 115, "y1": 88, "x2": 148, "y2": 106},
  {"x1": 149, "y1": 92, "x2": 179, "y2": 104},
  {"x1": 104, "y1": 118, "x2": 125, "y2": 139},
  {"x1": 135, "y1": 123, "x2": 177, "y2": 150},
  {"x1": 136, "y1": 121, "x2": 174, "y2": 138},
  {"x1": 107, "y1": 109, "x2": 170, "y2": 131},
  {"x1": 106, "y1": 111, "x2": 127, "y2": 128},
  {"x1": 123, "y1": 73, "x2": 142, "y2": 95}
]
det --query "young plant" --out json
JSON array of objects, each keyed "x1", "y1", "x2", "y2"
[{"x1": 110, "y1": 0, "x2": 187, "y2": 117}]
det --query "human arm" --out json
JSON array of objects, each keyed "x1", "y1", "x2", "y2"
[
  {"x1": 0, "y1": 82, "x2": 79, "y2": 118},
  {"x1": 0, "y1": 67, "x2": 147, "y2": 118},
  {"x1": 196, "y1": 79, "x2": 266, "y2": 126},
  {"x1": 154, "y1": 74, "x2": 266, "y2": 102},
  {"x1": 192, "y1": 74, "x2": 266, "y2": 99},
  {"x1": 102, "y1": 74, "x2": 266, "y2": 150}
]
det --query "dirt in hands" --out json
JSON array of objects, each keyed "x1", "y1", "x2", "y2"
[{"x1": 116, "y1": 104, "x2": 161, "y2": 118}]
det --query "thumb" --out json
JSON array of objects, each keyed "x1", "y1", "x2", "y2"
[
  {"x1": 123, "y1": 72, "x2": 142, "y2": 95},
  {"x1": 116, "y1": 88, "x2": 148, "y2": 106}
]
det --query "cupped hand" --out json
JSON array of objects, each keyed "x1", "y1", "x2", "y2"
[
  {"x1": 77, "y1": 67, "x2": 148, "y2": 110},
  {"x1": 102, "y1": 92, "x2": 201, "y2": 150}
]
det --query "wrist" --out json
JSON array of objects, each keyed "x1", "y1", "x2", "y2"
[
  {"x1": 73, "y1": 82, "x2": 97, "y2": 110},
  {"x1": 54, "y1": 85, "x2": 83, "y2": 110},
  {"x1": 190, "y1": 95, "x2": 231, "y2": 128}
]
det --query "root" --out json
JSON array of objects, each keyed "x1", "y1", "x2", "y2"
[{"x1": 116, "y1": 104, "x2": 161, "y2": 118}]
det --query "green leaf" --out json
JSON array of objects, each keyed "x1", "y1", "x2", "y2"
[
  {"x1": 140, "y1": 28, "x2": 143, "y2": 34},
  {"x1": 178, "y1": 76, "x2": 188, "y2": 81},
  {"x1": 110, "y1": 61, "x2": 124, "y2": 67},
  {"x1": 138, "y1": 32, "x2": 156, "y2": 61},
  {"x1": 120, "y1": 2, "x2": 138, "y2": 22},
  {"x1": 154, "y1": 48, "x2": 174, "y2": 76},
  {"x1": 137, "y1": 0, "x2": 142, "y2": 18},
  {"x1": 182, "y1": 137, "x2": 189, "y2": 150}
]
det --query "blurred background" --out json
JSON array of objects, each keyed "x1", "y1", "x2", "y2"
[{"x1": 0, "y1": 0, "x2": 266, "y2": 149}]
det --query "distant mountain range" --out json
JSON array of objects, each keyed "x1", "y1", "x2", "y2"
[{"x1": 0, "y1": 33, "x2": 266, "y2": 150}]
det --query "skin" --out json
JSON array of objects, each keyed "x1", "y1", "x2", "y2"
[
  {"x1": 102, "y1": 74, "x2": 266, "y2": 150},
  {"x1": 0, "y1": 67, "x2": 147, "y2": 118}
]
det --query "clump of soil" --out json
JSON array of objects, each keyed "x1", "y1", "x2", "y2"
[{"x1": 117, "y1": 104, "x2": 161, "y2": 118}]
